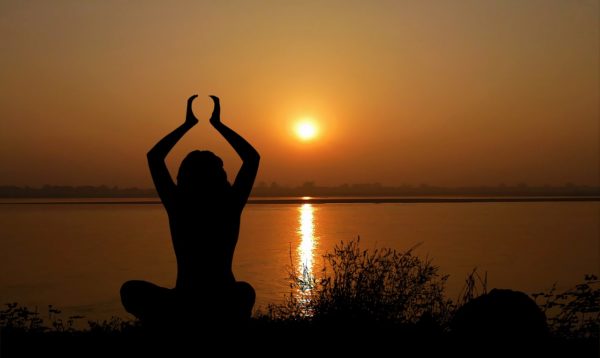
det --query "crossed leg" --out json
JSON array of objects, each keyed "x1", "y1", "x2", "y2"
[{"x1": 120, "y1": 280, "x2": 256, "y2": 324}]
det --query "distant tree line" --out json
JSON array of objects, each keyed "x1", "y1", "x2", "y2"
[
  {"x1": 0, "y1": 182, "x2": 598, "y2": 198},
  {"x1": 252, "y1": 182, "x2": 600, "y2": 197},
  {"x1": 0, "y1": 185, "x2": 155, "y2": 198}
]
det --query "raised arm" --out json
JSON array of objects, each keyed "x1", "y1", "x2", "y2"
[
  {"x1": 147, "y1": 95, "x2": 199, "y2": 209},
  {"x1": 209, "y1": 96, "x2": 260, "y2": 208}
]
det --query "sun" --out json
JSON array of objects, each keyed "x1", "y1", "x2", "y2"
[{"x1": 295, "y1": 120, "x2": 318, "y2": 141}]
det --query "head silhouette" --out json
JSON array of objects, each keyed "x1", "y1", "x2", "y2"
[{"x1": 177, "y1": 150, "x2": 230, "y2": 197}]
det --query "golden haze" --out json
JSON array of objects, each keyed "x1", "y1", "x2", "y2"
[{"x1": 0, "y1": 1, "x2": 597, "y2": 187}]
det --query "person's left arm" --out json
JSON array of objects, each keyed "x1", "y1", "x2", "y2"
[{"x1": 209, "y1": 96, "x2": 260, "y2": 209}]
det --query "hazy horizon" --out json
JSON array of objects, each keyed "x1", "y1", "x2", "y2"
[
  {"x1": 1, "y1": 1, "x2": 598, "y2": 188},
  {"x1": 1, "y1": 181, "x2": 600, "y2": 189}
]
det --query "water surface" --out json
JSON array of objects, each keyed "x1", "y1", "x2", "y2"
[{"x1": 0, "y1": 199, "x2": 597, "y2": 320}]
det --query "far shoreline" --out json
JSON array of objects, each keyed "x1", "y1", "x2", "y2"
[{"x1": 1, "y1": 196, "x2": 599, "y2": 205}]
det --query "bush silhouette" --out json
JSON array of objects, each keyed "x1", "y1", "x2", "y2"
[{"x1": 269, "y1": 238, "x2": 453, "y2": 326}]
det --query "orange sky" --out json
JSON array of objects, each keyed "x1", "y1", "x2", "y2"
[{"x1": 0, "y1": 1, "x2": 598, "y2": 187}]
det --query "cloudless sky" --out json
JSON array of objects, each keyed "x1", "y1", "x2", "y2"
[{"x1": 0, "y1": 0, "x2": 598, "y2": 187}]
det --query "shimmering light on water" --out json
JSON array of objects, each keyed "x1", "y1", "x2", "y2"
[{"x1": 297, "y1": 204, "x2": 316, "y2": 287}]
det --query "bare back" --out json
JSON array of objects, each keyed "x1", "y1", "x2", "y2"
[{"x1": 146, "y1": 95, "x2": 260, "y2": 294}]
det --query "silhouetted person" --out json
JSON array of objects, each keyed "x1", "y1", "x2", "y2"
[{"x1": 120, "y1": 95, "x2": 260, "y2": 327}]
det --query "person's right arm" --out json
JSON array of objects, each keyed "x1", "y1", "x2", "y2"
[{"x1": 147, "y1": 95, "x2": 199, "y2": 209}]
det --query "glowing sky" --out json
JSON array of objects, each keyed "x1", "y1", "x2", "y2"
[{"x1": 0, "y1": 1, "x2": 597, "y2": 187}]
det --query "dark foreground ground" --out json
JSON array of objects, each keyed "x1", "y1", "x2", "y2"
[
  {"x1": 3, "y1": 242, "x2": 597, "y2": 357},
  {"x1": 1, "y1": 320, "x2": 597, "y2": 358}
]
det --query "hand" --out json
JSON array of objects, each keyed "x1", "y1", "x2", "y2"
[
  {"x1": 186, "y1": 95, "x2": 199, "y2": 126},
  {"x1": 209, "y1": 95, "x2": 221, "y2": 125}
]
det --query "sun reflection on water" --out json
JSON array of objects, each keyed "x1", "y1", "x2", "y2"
[{"x1": 296, "y1": 203, "x2": 317, "y2": 307}]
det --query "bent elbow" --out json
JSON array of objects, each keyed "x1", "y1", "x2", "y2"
[
  {"x1": 146, "y1": 149, "x2": 162, "y2": 163},
  {"x1": 242, "y1": 149, "x2": 260, "y2": 164}
]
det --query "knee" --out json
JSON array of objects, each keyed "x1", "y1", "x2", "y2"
[
  {"x1": 235, "y1": 281, "x2": 256, "y2": 306},
  {"x1": 234, "y1": 281, "x2": 256, "y2": 318},
  {"x1": 120, "y1": 280, "x2": 143, "y2": 312}
]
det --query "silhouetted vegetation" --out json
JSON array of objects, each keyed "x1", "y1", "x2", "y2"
[
  {"x1": 1, "y1": 240, "x2": 598, "y2": 357},
  {"x1": 268, "y1": 238, "x2": 454, "y2": 327},
  {"x1": 0, "y1": 303, "x2": 134, "y2": 334},
  {"x1": 253, "y1": 181, "x2": 600, "y2": 198},
  {"x1": 263, "y1": 240, "x2": 596, "y2": 355},
  {"x1": 0, "y1": 185, "x2": 155, "y2": 198},
  {"x1": 533, "y1": 274, "x2": 600, "y2": 340}
]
